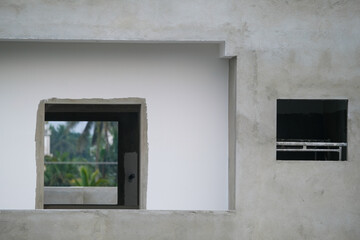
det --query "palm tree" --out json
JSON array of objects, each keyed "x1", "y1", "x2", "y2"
[
  {"x1": 71, "y1": 166, "x2": 109, "y2": 186},
  {"x1": 50, "y1": 124, "x2": 90, "y2": 159},
  {"x1": 65, "y1": 121, "x2": 118, "y2": 179}
]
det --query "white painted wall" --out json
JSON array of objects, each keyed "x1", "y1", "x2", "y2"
[{"x1": 0, "y1": 42, "x2": 228, "y2": 210}]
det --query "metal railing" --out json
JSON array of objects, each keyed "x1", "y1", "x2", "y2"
[
  {"x1": 45, "y1": 162, "x2": 118, "y2": 165},
  {"x1": 277, "y1": 141, "x2": 347, "y2": 160}
]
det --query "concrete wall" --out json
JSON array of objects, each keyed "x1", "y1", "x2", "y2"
[
  {"x1": 0, "y1": 210, "x2": 236, "y2": 240},
  {"x1": 1, "y1": 0, "x2": 360, "y2": 239},
  {"x1": 44, "y1": 187, "x2": 118, "y2": 205}
]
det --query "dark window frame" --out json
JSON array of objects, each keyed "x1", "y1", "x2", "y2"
[
  {"x1": 44, "y1": 103, "x2": 141, "y2": 209},
  {"x1": 276, "y1": 99, "x2": 348, "y2": 161}
]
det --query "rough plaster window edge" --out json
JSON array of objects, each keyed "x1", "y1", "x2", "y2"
[
  {"x1": 274, "y1": 98, "x2": 349, "y2": 163},
  {"x1": 35, "y1": 98, "x2": 148, "y2": 209}
]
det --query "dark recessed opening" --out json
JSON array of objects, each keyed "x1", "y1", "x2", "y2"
[{"x1": 276, "y1": 99, "x2": 348, "y2": 161}]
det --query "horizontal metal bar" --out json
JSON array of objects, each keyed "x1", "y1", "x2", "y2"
[
  {"x1": 277, "y1": 149, "x2": 341, "y2": 152},
  {"x1": 45, "y1": 162, "x2": 118, "y2": 165},
  {"x1": 277, "y1": 141, "x2": 347, "y2": 147}
]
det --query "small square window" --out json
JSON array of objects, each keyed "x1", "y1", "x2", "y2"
[
  {"x1": 276, "y1": 99, "x2": 348, "y2": 161},
  {"x1": 43, "y1": 103, "x2": 141, "y2": 209}
]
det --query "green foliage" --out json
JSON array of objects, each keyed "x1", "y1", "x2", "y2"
[
  {"x1": 45, "y1": 121, "x2": 118, "y2": 187},
  {"x1": 65, "y1": 121, "x2": 118, "y2": 186},
  {"x1": 71, "y1": 166, "x2": 109, "y2": 186},
  {"x1": 44, "y1": 152, "x2": 78, "y2": 186},
  {"x1": 50, "y1": 124, "x2": 91, "y2": 160}
]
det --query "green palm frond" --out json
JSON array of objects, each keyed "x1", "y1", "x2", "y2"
[
  {"x1": 70, "y1": 166, "x2": 108, "y2": 186},
  {"x1": 80, "y1": 166, "x2": 89, "y2": 186},
  {"x1": 89, "y1": 169, "x2": 100, "y2": 186}
]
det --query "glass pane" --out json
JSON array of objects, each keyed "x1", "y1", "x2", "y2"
[
  {"x1": 44, "y1": 121, "x2": 118, "y2": 205},
  {"x1": 276, "y1": 100, "x2": 348, "y2": 161}
]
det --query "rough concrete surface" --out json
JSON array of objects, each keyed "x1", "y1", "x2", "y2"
[
  {"x1": 44, "y1": 187, "x2": 118, "y2": 205},
  {"x1": 0, "y1": 210, "x2": 236, "y2": 240},
  {"x1": 0, "y1": 0, "x2": 360, "y2": 239}
]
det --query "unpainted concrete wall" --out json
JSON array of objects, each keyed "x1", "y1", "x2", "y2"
[
  {"x1": 44, "y1": 187, "x2": 118, "y2": 205},
  {"x1": 0, "y1": 210, "x2": 236, "y2": 240},
  {"x1": 0, "y1": 0, "x2": 360, "y2": 239}
]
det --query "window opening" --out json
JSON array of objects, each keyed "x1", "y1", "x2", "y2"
[
  {"x1": 276, "y1": 99, "x2": 348, "y2": 161},
  {"x1": 44, "y1": 104, "x2": 140, "y2": 209}
]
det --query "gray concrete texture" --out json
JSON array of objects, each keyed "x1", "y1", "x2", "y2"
[
  {"x1": 1, "y1": 0, "x2": 360, "y2": 239},
  {"x1": 44, "y1": 187, "x2": 118, "y2": 205},
  {"x1": 0, "y1": 210, "x2": 236, "y2": 240}
]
